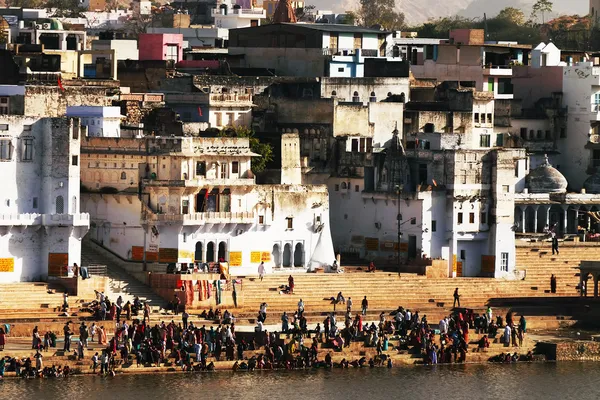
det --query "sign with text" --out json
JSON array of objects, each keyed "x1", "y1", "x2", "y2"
[
  {"x1": 250, "y1": 252, "x2": 261, "y2": 263},
  {"x1": 0, "y1": 258, "x2": 14, "y2": 272},
  {"x1": 229, "y1": 251, "x2": 242, "y2": 267},
  {"x1": 159, "y1": 248, "x2": 178, "y2": 263},
  {"x1": 261, "y1": 252, "x2": 271, "y2": 262},
  {"x1": 365, "y1": 237, "x2": 379, "y2": 251}
]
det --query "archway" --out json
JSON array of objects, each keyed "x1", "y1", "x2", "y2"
[
  {"x1": 294, "y1": 243, "x2": 303, "y2": 267},
  {"x1": 206, "y1": 242, "x2": 215, "y2": 263},
  {"x1": 283, "y1": 243, "x2": 292, "y2": 267},
  {"x1": 195, "y1": 242, "x2": 203, "y2": 263},
  {"x1": 272, "y1": 244, "x2": 281, "y2": 267},
  {"x1": 56, "y1": 195, "x2": 64, "y2": 214},
  {"x1": 218, "y1": 241, "x2": 227, "y2": 261}
]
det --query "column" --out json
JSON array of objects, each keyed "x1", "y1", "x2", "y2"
[
  {"x1": 545, "y1": 206, "x2": 550, "y2": 230},
  {"x1": 573, "y1": 206, "x2": 580, "y2": 235},
  {"x1": 519, "y1": 206, "x2": 527, "y2": 233},
  {"x1": 580, "y1": 273, "x2": 584, "y2": 297},
  {"x1": 561, "y1": 205, "x2": 569, "y2": 235},
  {"x1": 202, "y1": 242, "x2": 206, "y2": 263},
  {"x1": 594, "y1": 275, "x2": 599, "y2": 299},
  {"x1": 532, "y1": 205, "x2": 540, "y2": 233}
]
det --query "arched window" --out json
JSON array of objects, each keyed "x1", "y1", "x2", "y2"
[
  {"x1": 120, "y1": 171, "x2": 127, "y2": 180},
  {"x1": 56, "y1": 195, "x2": 64, "y2": 214},
  {"x1": 369, "y1": 91, "x2": 377, "y2": 102},
  {"x1": 331, "y1": 90, "x2": 337, "y2": 97},
  {"x1": 341, "y1": 182, "x2": 347, "y2": 189},
  {"x1": 206, "y1": 242, "x2": 215, "y2": 263},
  {"x1": 424, "y1": 123, "x2": 435, "y2": 133},
  {"x1": 195, "y1": 242, "x2": 203, "y2": 262},
  {"x1": 283, "y1": 243, "x2": 292, "y2": 267},
  {"x1": 294, "y1": 243, "x2": 304, "y2": 267},
  {"x1": 400, "y1": 92, "x2": 406, "y2": 103},
  {"x1": 352, "y1": 91, "x2": 360, "y2": 102}
]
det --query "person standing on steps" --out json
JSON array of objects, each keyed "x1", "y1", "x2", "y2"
[
  {"x1": 232, "y1": 282, "x2": 238, "y2": 308},
  {"x1": 288, "y1": 275, "x2": 294, "y2": 294},
  {"x1": 347, "y1": 297, "x2": 353, "y2": 313},
  {"x1": 550, "y1": 274, "x2": 557, "y2": 294},
  {"x1": 258, "y1": 262, "x2": 265, "y2": 281},
  {"x1": 453, "y1": 288, "x2": 461, "y2": 308},
  {"x1": 361, "y1": 296, "x2": 368, "y2": 316},
  {"x1": 552, "y1": 234, "x2": 559, "y2": 255},
  {"x1": 182, "y1": 309, "x2": 189, "y2": 330}
]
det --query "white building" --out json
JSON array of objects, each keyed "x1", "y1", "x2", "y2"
[
  {"x1": 81, "y1": 135, "x2": 335, "y2": 274},
  {"x1": 66, "y1": 106, "x2": 122, "y2": 138},
  {"x1": 0, "y1": 116, "x2": 89, "y2": 283},
  {"x1": 91, "y1": 39, "x2": 139, "y2": 61}
]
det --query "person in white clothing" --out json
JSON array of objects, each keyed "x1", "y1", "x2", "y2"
[
  {"x1": 439, "y1": 318, "x2": 448, "y2": 335},
  {"x1": 258, "y1": 262, "x2": 265, "y2": 281}
]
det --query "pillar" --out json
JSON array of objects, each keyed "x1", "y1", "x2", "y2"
[
  {"x1": 532, "y1": 205, "x2": 540, "y2": 233},
  {"x1": 595, "y1": 275, "x2": 599, "y2": 299},
  {"x1": 561, "y1": 205, "x2": 569, "y2": 235},
  {"x1": 59, "y1": 32, "x2": 67, "y2": 51},
  {"x1": 580, "y1": 273, "x2": 585, "y2": 297},
  {"x1": 573, "y1": 206, "x2": 580, "y2": 235},
  {"x1": 519, "y1": 206, "x2": 527, "y2": 233},
  {"x1": 545, "y1": 206, "x2": 550, "y2": 230}
]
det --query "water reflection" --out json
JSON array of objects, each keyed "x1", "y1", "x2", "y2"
[{"x1": 2, "y1": 363, "x2": 600, "y2": 400}]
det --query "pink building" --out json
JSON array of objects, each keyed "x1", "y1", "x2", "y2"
[{"x1": 138, "y1": 33, "x2": 184, "y2": 63}]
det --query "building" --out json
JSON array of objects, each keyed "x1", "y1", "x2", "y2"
[
  {"x1": 263, "y1": 0, "x2": 304, "y2": 18},
  {"x1": 138, "y1": 33, "x2": 184, "y2": 63},
  {"x1": 80, "y1": 135, "x2": 335, "y2": 274},
  {"x1": 66, "y1": 106, "x2": 123, "y2": 138},
  {"x1": 229, "y1": 23, "x2": 407, "y2": 77},
  {"x1": 91, "y1": 39, "x2": 139, "y2": 61},
  {"x1": 0, "y1": 116, "x2": 88, "y2": 283}
]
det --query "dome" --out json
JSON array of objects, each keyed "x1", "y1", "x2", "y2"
[
  {"x1": 584, "y1": 169, "x2": 600, "y2": 194},
  {"x1": 525, "y1": 155, "x2": 567, "y2": 193}
]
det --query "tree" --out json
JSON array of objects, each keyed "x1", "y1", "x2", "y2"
[
  {"x1": 531, "y1": 0, "x2": 553, "y2": 24},
  {"x1": 46, "y1": 0, "x2": 86, "y2": 17},
  {"x1": 356, "y1": 0, "x2": 405, "y2": 31},
  {"x1": 219, "y1": 126, "x2": 274, "y2": 174},
  {"x1": 496, "y1": 7, "x2": 526, "y2": 25}
]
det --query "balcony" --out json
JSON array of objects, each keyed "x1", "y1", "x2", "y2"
[
  {"x1": 148, "y1": 212, "x2": 255, "y2": 225},
  {"x1": 209, "y1": 93, "x2": 252, "y2": 106},
  {"x1": 483, "y1": 65, "x2": 513, "y2": 76},
  {"x1": 0, "y1": 213, "x2": 43, "y2": 226},
  {"x1": 185, "y1": 176, "x2": 255, "y2": 187},
  {"x1": 142, "y1": 179, "x2": 185, "y2": 188},
  {"x1": 211, "y1": 8, "x2": 266, "y2": 17},
  {"x1": 323, "y1": 48, "x2": 379, "y2": 58},
  {"x1": 42, "y1": 213, "x2": 90, "y2": 227}
]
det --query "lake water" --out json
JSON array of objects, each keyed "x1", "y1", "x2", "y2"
[{"x1": 2, "y1": 362, "x2": 599, "y2": 399}]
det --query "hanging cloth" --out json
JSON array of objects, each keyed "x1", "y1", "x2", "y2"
[{"x1": 185, "y1": 281, "x2": 194, "y2": 304}]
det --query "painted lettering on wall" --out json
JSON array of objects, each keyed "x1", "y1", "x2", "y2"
[
  {"x1": 250, "y1": 252, "x2": 261, "y2": 263},
  {"x1": 229, "y1": 251, "x2": 242, "y2": 266},
  {"x1": 0, "y1": 258, "x2": 14, "y2": 272}
]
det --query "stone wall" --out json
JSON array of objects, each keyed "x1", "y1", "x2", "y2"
[{"x1": 553, "y1": 341, "x2": 600, "y2": 361}]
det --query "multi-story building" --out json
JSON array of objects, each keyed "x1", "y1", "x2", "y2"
[
  {"x1": 80, "y1": 134, "x2": 335, "y2": 274},
  {"x1": 0, "y1": 116, "x2": 88, "y2": 283}
]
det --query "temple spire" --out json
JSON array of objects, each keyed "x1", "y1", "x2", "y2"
[{"x1": 273, "y1": 0, "x2": 297, "y2": 23}]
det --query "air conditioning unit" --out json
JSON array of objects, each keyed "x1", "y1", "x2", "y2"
[{"x1": 42, "y1": 23, "x2": 51, "y2": 29}]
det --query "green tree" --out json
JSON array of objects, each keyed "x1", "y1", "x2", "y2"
[
  {"x1": 357, "y1": 0, "x2": 405, "y2": 31},
  {"x1": 219, "y1": 126, "x2": 274, "y2": 174},
  {"x1": 531, "y1": 0, "x2": 553, "y2": 24},
  {"x1": 46, "y1": 0, "x2": 86, "y2": 17},
  {"x1": 496, "y1": 7, "x2": 526, "y2": 25}
]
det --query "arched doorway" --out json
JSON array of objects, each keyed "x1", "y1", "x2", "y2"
[
  {"x1": 283, "y1": 243, "x2": 292, "y2": 267},
  {"x1": 206, "y1": 242, "x2": 215, "y2": 263},
  {"x1": 294, "y1": 243, "x2": 303, "y2": 267},
  {"x1": 218, "y1": 241, "x2": 227, "y2": 261},
  {"x1": 272, "y1": 244, "x2": 281, "y2": 267},
  {"x1": 195, "y1": 242, "x2": 203, "y2": 263}
]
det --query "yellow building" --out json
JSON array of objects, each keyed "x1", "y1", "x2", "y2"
[{"x1": 262, "y1": 0, "x2": 304, "y2": 18}]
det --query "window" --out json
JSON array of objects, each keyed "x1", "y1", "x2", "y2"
[
  {"x1": 460, "y1": 250, "x2": 466, "y2": 260},
  {"x1": 196, "y1": 161, "x2": 206, "y2": 176},
  {"x1": 72, "y1": 126, "x2": 79, "y2": 140},
  {"x1": 72, "y1": 155, "x2": 78, "y2": 166},
  {"x1": 0, "y1": 124, "x2": 8, "y2": 131},
  {"x1": 56, "y1": 195, "x2": 64, "y2": 214},
  {"x1": 120, "y1": 172, "x2": 127, "y2": 180},
  {"x1": 424, "y1": 123, "x2": 434, "y2": 133},
  {"x1": 545, "y1": 130, "x2": 552, "y2": 140},
  {"x1": 520, "y1": 128, "x2": 527, "y2": 138},
  {"x1": 32, "y1": 197, "x2": 38, "y2": 209},
  {"x1": 481, "y1": 114, "x2": 486, "y2": 124},
  {"x1": 457, "y1": 213, "x2": 463, "y2": 224},
  {"x1": 529, "y1": 130, "x2": 534, "y2": 139},
  {"x1": 335, "y1": 184, "x2": 340, "y2": 191},
  {"x1": 480, "y1": 134, "x2": 491, "y2": 147},
  {"x1": 22, "y1": 138, "x2": 33, "y2": 161},
  {"x1": 474, "y1": 113, "x2": 479, "y2": 123},
  {"x1": 501, "y1": 252, "x2": 509, "y2": 272},
  {"x1": 338, "y1": 67, "x2": 344, "y2": 72},
  {"x1": 481, "y1": 212, "x2": 487, "y2": 224},
  {"x1": 23, "y1": 125, "x2": 32, "y2": 131},
  {"x1": 215, "y1": 112, "x2": 222, "y2": 126},
  {"x1": 286, "y1": 217, "x2": 293, "y2": 230},
  {"x1": 469, "y1": 212, "x2": 475, "y2": 223},
  {"x1": 355, "y1": 185, "x2": 360, "y2": 192},
  {"x1": 352, "y1": 91, "x2": 360, "y2": 102},
  {"x1": 410, "y1": 217, "x2": 416, "y2": 225},
  {"x1": 220, "y1": 163, "x2": 227, "y2": 179},
  {"x1": 0, "y1": 97, "x2": 9, "y2": 114},
  {"x1": 431, "y1": 220, "x2": 437, "y2": 232},
  {"x1": 487, "y1": 113, "x2": 493, "y2": 124},
  {"x1": 496, "y1": 133, "x2": 503, "y2": 147},
  {"x1": 183, "y1": 233, "x2": 187, "y2": 243},
  {"x1": 0, "y1": 139, "x2": 12, "y2": 161},
  {"x1": 231, "y1": 161, "x2": 239, "y2": 174},
  {"x1": 366, "y1": 138, "x2": 373, "y2": 152},
  {"x1": 560, "y1": 127, "x2": 566, "y2": 138},
  {"x1": 514, "y1": 161, "x2": 519, "y2": 177},
  {"x1": 502, "y1": 185, "x2": 510, "y2": 193},
  {"x1": 537, "y1": 130, "x2": 543, "y2": 139},
  {"x1": 369, "y1": 91, "x2": 377, "y2": 102},
  {"x1": 351, "y1": 139, "x2": 359, "y2": 152},
  {"x1": 259, "y1": 215, "x2": 264, "y2": 224},
  {"x1": 227, "y1": 113, "x2": 234, "y2": 126}
]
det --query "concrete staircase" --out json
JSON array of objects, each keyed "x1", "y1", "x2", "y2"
[{"x1": 81, "y1": 240, "x2": 167, "y2": 311}]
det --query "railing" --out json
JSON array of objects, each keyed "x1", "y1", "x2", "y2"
[
  {"x1": 211, "y1": 8, "x2": 265, "y2": 16},
  {"x1": 0, "y1": 213, "x2": 43, "y2": 225},
  {"x1": 148, "y1": 211, "x2": 255, "y2": 224},
  {"x1": 142, "y1": 179, "x2": 185, "y2": 187},
  {"x1": 361, "y1": 49, "x2": 378, "y2": 57},
  {"x1": 86, "y1": 264, "x2": 107, "y2": 277},
  {"x1": 209, "y1": 93, "x2": 252, "y2": 103},
  {"x1": 323, "y1": 48, "x2": 379, "y2": 57},
  {"x1": 43, "y1": 213, "x2": 90, "y2": 226},
  {"x1": 185, "y1": 176, "x2": 255, "y2": 186}
]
